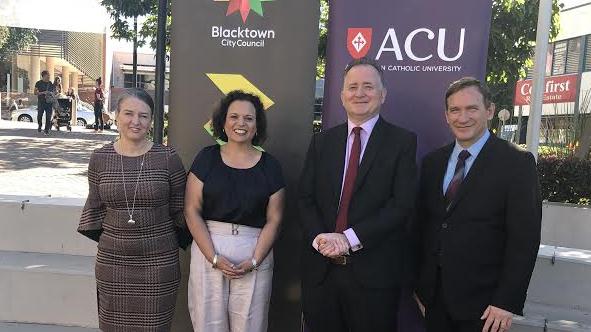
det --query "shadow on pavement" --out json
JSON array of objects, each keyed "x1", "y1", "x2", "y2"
[{"x1": 0, "y1": 127, "x2": 116, "y2": 171}]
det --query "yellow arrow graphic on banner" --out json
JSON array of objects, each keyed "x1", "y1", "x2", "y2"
[
  {"x1": 204, "y1": 73, "x2": 274, "y2": 146},
  {"x1": 206, "y1": 73, "x2": 274, "y2": 109}
]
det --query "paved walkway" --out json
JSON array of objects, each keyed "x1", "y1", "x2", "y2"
[
  {"x1": 0, "y1": 322, "x2": 99, "y2": 332},
  {"x1": 0, "y1": 120, "x2": 117, "y2": 198}
]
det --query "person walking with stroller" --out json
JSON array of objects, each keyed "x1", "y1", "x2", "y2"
[
  {"x1": 34, "y1": 70, "x2": 55, "y2": 135},
  {"x1": 94, "y1": 77, "x2": 105, "y2": 132}
]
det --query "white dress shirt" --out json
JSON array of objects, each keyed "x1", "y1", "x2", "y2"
[{"x1": 340, "y1": 115, "x2": 380, "y2": 251}]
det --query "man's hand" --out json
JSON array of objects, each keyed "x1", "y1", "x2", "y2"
[
  {"x1": 413, "y1": 292, "x2": 425, "y2": 317},
  {"x1": 481, "y1": 305, "x2": 513, "y2": 332},
  {"x1": 313, "y1": 233, "x2": 350, "y2": 258}
]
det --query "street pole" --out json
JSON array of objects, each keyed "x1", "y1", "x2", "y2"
[
  {"x1": 153, "y1": 0, "x2": 167, "y2": 144},
  {"x1": 133, "y1": 16, "x2": 138, "y2": 88},
  {"x1": 526, "y1": 0, "x2": 553, "y2": 161},
  {"x1": 516, "y1": 105, "x2": 523, "y2": 144}
]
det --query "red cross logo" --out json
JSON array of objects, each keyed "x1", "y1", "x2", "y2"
[{"x1": 347, "y1": 28, "x2": 372, "y2": 59}]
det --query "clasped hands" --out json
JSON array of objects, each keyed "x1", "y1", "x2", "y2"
[
  {"x1": 212, "y1": 255, "x2": 256, "y2": 279},
  {"x1": 313, "y1": 233, "x2": 350, "y2": 258}
]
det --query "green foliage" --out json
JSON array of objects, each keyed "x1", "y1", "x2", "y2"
[
  {"x1": 317, "y1": 0, "x2": 329, "y2": 78},
  {"x1": 101, "y1": 0, "x2": 154, "y2": 45},
  {"x1": 101, "y1": 0, "x2": 172, "y2": 51},
  {"x1": 0, "y1": 27, "x2": 38, "y2": 61},
  {"x1": 139, "y1": 1, "x2": 172, "y2": 53},
  {"x1": 538, "y1": 156, "x2": 591, "y2": 205},
  {"x1": 486, "y1": 0, "x2": 560, "y2": 120}
]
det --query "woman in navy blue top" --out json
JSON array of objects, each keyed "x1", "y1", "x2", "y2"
[{"x1": 185, "y1": 90, "x2": 285, "y2": 332}]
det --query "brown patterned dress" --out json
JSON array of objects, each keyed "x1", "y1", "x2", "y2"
[{"x1": 78, "y1": 142, "x2": 190, "y2": 332}]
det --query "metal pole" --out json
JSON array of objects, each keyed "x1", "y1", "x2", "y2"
[
  {"x1": 526, "y1": 0, "x2": 553, "y2": 161},
  {"x1": 516, "y1": 105, "x2": 523, "y2": 144},
  {"x1": 133, "y1": 16, "x2": 138, "y2": 88},
  {"x1": 153, "y1": 0, "x2": 167, "y2": 144},
  {"x1": 7, "y1": 74, "x2": 11, "y2": 101},
  {"x1": 573, "y1": 35, "x2": 587, "y2": 158}
]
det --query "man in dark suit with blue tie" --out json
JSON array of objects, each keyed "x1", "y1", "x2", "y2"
[
  {"x1": 298, "y1": 57, "x2": 418, "y2": 332},
  {"x1": 415, "y1": 77, "x2": 542, "y2": 332}
]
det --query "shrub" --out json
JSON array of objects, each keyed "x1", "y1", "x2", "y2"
[{"x1": 538, "y1": 156, "x2": 591, "y2": 205}]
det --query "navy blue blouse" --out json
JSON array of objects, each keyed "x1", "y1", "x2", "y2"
[{"x1": 190, "y1": 145, "x2": 284, "y2": 228}]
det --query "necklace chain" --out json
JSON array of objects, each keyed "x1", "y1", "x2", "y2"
[{"x1": 120, "y1": 150, "x2": 146, "y2": 225}]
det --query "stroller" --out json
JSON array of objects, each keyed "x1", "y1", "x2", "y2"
[{"x1": 52, "y1": 98, "x2": 72, "y2": 131}]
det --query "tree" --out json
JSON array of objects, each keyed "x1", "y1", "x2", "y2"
[
  {"x1": 317, "y1": 0, "x2": 329, "y2": 79},
  {"x1": 101, "y1": 0, "x2": 155, "y2": 86},
  {"x1": 315, "y1": 0, "x2": 560, "y2": 108},
  {"x1": 138, "y1": 1, "x2": 172, "y2": 53},
  {"x1": 486, "y1": 0, "x2": 560, "y2": 119},
  {"x1": 0, "y1": 26, "x2": 38, "y2": 61},
  {"x1": 101, "y1": 0, "x2": 153, "y2": 43},
  {"x1": 0, "y1": 27, "x2": 38, "y2": 92}
]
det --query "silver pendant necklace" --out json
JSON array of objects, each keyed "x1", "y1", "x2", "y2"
[{"x1": 120, "y1": 149, "x2": 146, "y2": 225}]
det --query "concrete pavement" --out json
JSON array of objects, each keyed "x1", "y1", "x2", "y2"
[{"x1": 0, "y1": 120, "x2": 117, "y2": 198}]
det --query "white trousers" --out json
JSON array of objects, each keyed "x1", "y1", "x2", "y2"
[{"x1": 188, "y1": 221, "x2": 273, "y2": 332}]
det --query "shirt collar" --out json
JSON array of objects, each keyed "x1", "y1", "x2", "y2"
[
  {"x1": 347, "y1": 114, "x2": 380, "y2": 136},
  {"x1": 452, "y1": 130, "x2": 491, "y2": 160}
]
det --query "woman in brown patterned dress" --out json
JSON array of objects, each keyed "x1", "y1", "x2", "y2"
[{"x1": 78, "y1": 88, "x2": 190, "y2": 332}]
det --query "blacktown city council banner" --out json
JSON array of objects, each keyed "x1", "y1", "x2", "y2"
[{"x1": 169, "y1": 1, "x2": 320, "y2": 331}]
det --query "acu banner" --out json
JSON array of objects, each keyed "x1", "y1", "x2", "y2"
[
  {"x1": 323, "y1": 0, "x2": 493, "y2": 157},
  {"x1": 169, "y1": 0, "x2": 319, "y2": 331}
]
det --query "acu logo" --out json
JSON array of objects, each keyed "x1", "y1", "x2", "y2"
[
  {"x1": 347, "y1": 28, "x2": 373, "y2": 59},
  {"x1": 346, "y1": 27, "x2": 466, "y2": 62}
]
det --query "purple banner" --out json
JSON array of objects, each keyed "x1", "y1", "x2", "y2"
[{"x1": 323, "y1": 0, "x2": 493, "y2": 158}]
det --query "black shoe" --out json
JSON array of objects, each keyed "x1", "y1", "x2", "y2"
[{"x1": 38, "y1": 128, "x2": 42, "y2": 133}]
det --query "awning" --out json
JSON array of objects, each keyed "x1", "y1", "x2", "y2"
[{"x1": 120, "y1": 64, "x2": 170, "y2": 74}]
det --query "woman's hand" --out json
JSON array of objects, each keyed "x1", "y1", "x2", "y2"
[
  {"x1": 215, "y1": 255, "x2": 243, "y2": 279},
  {"x1": 233, "y1": 258, "x2": 258, "y2": 277}
]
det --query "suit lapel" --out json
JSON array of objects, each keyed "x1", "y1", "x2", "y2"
[
  {"x1": 446, "y1": 134, "x2": 496, "y2": 215},
  {"x1": 330, "y1": 125, "x2": 348, "y2": 203},
  {"x1": 437, "y1": 143, "x2": 454, "y2": 211},
  {"x1": 353, "y1": 117, "x2": 384, "y2": 193}
]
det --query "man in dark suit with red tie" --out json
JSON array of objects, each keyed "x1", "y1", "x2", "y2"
[
  {"x1": 414, "y1": 77, "x2": 542, "y2": 332},
  {"x1": 298, "y1": 57, "x2": 417, "y2": 332}
]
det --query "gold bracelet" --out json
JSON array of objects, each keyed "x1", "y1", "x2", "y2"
[{"x1": 212, "y1": 254, "x2": 219, "y2": 269}]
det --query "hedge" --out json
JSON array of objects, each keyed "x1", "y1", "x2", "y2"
[{"x1": 538, "y1": 156, "x2": 591, "y2": 205}]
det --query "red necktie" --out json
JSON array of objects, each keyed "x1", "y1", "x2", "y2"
[
  {"x1": 335, "y1": 127, "x2": 361, "y2": 233},
  {"x1": 444, "y1": 149, "x2": 471, "y2": 209}
]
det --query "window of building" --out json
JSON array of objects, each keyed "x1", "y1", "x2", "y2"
[
  {"x1": 585, "y1": 35, "x2": 591, "y2": 72},
  {"x1": 123, "y1": 73, "x2": 135, "y2": 88},
  {"x1": 123, "y1": 73, "x2": 156, "y2": 88},
  {"x1": 552, "y1": 41, "x2": 567, "y2": 75},
  {"x1": 565, "y1": 38, "x2": 581, "y2": 74}
]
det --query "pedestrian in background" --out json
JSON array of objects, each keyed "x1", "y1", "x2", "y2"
[
  {"x1": 94, "y1": 77, "x2": 105, "y2": 132},
  {"x1": 33, "y1": 70, "x2": 54, "y2": 135}
]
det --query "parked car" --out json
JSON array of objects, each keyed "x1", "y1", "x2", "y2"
[{"x1": 11, "y1": 100, "x2": 112, "y2": 128}]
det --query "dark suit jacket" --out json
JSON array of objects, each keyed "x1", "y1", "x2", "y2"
[
  {"x1": 298, "y1": 117, "x2": 417, "y2": 289},
  {"x1": 415, "y1": 133, "x2": 541, "y2": 319}
]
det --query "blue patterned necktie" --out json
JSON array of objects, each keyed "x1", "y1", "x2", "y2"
[{"x1": 445, "y1": 150, "x2": 471, "y2": 209}]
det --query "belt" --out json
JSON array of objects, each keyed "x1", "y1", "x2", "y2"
[{"x1": 329, "y1": 255, "x2": 350, "y2": 265}]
